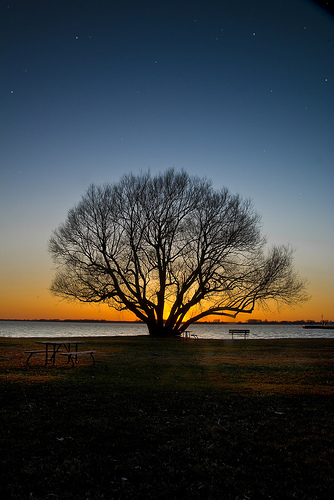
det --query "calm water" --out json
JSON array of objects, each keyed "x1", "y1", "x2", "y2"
[{"x1": 1, "y1": 321, "x2": 333, "y2": 339}]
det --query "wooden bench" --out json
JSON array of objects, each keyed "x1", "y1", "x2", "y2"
[
  {"x1": 60, "y1": 351, "x2": 96, "y2": 367},
  {"x1": 229, "y1": 329, "x2": 250, "y2": 339},
  {"x1": 25, "y1": 350, "x2": 46, "y2": 365}
]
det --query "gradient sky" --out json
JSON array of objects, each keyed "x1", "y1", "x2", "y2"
[{"x1": 1, "y1": 0, "x2": 333, "y2": 322}]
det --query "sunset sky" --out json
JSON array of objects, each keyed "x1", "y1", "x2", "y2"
[{"x1": 1, "y1": 0, "x2": 333, "y2": 323}]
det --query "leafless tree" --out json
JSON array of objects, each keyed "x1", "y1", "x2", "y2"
[{"x1": 49, "y1": 169, "x2": 307, "y2": 336}]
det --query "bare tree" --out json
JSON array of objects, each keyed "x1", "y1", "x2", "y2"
[{"x1": 49, "y1": 169, "x2": 307, "y2": 336}]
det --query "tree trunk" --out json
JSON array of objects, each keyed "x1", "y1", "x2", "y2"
[{"x1": 146, "y1": 322, "x2": 180, "y2": 337}]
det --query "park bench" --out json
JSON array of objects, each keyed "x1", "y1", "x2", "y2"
[
  {"x1": 60, "y1": 350, "x2": 96, "y2": 367},
  {"x1": 229, "y1": 329, "x2": 250, "y2": 339}
]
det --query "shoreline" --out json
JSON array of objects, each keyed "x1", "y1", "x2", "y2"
[
  {"x1": 1, "y1": 335, "x2": 334, "y2": 342},
  {"x1": 2, "y1": 321, "x2": 334, "y2": 341}
]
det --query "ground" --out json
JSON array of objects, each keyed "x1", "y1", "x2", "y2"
[{"x1": 0, "y1": 337, "x2": 333, "y2": 499}]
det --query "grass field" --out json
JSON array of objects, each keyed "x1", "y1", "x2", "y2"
[{"x1": 0, "y1": 337, "x2": 333, "y2": 499}]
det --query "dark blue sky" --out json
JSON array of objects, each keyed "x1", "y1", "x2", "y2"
[{"x1": 0, "y1": 0, "x2": 333, "y2": 320}]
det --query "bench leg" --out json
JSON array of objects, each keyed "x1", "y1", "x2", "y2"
[
  {"x1": 26, "y1": 353, "x2": 34, "y2": 365},
  {"x1": 67, "y1": 354, "x2": 75, "y2": 367},
  {"x1": 89, "y1": 352, "x2": 96, "y2": 364}
]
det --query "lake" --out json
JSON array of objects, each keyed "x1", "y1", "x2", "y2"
[{"x1": 1, "y1": 320, "x2": 333, "y2": 339}]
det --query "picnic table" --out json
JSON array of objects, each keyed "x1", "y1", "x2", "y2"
[
  {"x1": 181, "y1": 330, "x2": 198, "y2": 339},
  {"x1": 25, "y1": 340, "x2": 95, "y2": 366}
]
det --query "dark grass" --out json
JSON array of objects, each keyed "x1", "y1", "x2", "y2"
[{"x1": 0, "y1": 337, "x2": 333, "y2": 499}]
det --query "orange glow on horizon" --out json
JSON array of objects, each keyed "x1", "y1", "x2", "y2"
[{"x1": 0, "y1": 289, "x2": 332, "y2": 323}]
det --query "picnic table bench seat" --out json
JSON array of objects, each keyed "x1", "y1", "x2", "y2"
[{"x1": 60, "y1": 350, "x2": 96, "y2": 367}]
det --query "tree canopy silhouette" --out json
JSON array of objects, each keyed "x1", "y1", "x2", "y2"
[{"x1": 49, "y1": 169, "x2": 307, "y2": 336}]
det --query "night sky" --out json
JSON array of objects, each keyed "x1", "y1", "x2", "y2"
[{"x1": 1, "y1": 0, "x2": 333, "y2": 321}]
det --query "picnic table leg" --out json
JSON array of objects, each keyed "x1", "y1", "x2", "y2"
[
  {"x1": 65, "y1": 343, "x2": 78, "y2": 363},
  {"x1": 68, "y1": 354, "x2": 75, "y2": 367},
  {"x1": 26, "y1": 352, "x2": 34, "y2": 365},
  {"x1": 51, "y1": 344, "x2": 57, "y2": 365},
  {"x1": 62, "y1": 343, "x2": 71, "y2": 365},
  {"x1": 45, "y1": 344, "x2": 49, "y2": 365},
  {"x1": 64, "y1": 344, "x2": 71, "y2": 365},
  {"x1": 51, "y1": 344, "x2": 62, "y2": 365},
  {"x1": 74, "y1": 343, "x2": 79, "y2": 364}
]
